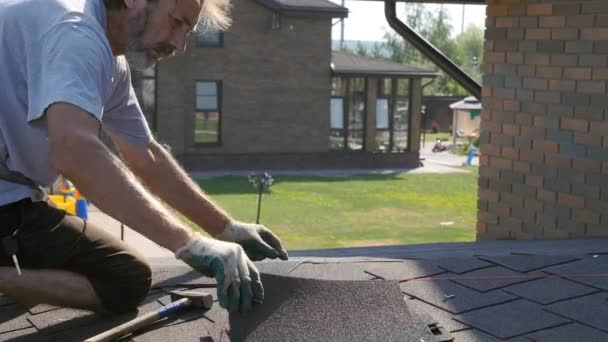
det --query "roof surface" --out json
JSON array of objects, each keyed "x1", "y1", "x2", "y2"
[
  {"x1": 2, "y1": 239, "x2": 608, "y2": 341},
  {"x1": 331, "y1": 51, "x2": 439, "y2": 77},
  {"x1": 254, "y1": 0, "x2": 348, "y2": 18},
  {"x1": 449, "y1": 96, "x2": 482, "y2": 110}
]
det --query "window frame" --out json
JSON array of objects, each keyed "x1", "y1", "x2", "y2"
[
  {"x1": 194, "y1": 29, "x2": 224, "y2": 48},
  {"x1": 193, "y1": 80, "x2": 222, "y2": 146}
]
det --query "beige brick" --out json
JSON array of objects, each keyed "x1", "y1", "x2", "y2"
[
  {"x1": 549, "y1": 79, "x2": 576, "y2": 91},
  {"x1": 558, "y1": 193, "x2": 585, "y2": 209},
  {"x1": 577, "y1": 81, "x2": 607, "y2": 94},
  {"x1": 536, "y1": 66, "x2": 562, "y2": 79},
  {"x1": 564, "y1": 67, "x2": 592, "y2": 80},
  {"x1": 551, "y1": 28, "x2": 579, "y2": 40},
  {"x1": 496, "y1": 17, "x2": 519, "y2": 28},
  {"x1": 526, "y1": 28, "x2": 552, "y2": 40},
  {"x1": 574, "y1": 133, "x2": 602, "y2": 146},
  {"x1": 589, "y1": 121, "x2": 608, "y2": 134},
  {"x1": 533, "y1": 140, "x2": 559, "y2": 153},
  {"x1": 573, "y1": 208, "x2": 600, "y2": 225},
  {"x1": 527, "y1": 4, "x2": 552, "y2": 16},
  {"x1": 540, "y1": 16, "x2": 566, "y2": 28},
  {"x1": 561, "y1": 118, "x2": 589, "y2": 132},
  {"x1": 581, "y1": 28, "x2": 608, "y2": 40}
]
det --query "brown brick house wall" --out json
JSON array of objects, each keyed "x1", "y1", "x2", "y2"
[
  {"x1": 478, "y1": 0, "x2": 608, "y2": 240},
  {"x1": 155, "y1": 0, "x2": 332, "y2": 156}
]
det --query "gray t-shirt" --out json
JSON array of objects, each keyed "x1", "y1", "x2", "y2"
[{"x1": 0, "y1": 0, "x2": 152, "y2": 205}]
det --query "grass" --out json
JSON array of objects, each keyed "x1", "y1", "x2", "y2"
[{"x1": 188, "y1": 170, "x2": 478, "y2": 251}]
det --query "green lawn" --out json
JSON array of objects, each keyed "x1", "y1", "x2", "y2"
[{"x1": 190, "y1": 170, "x2": 478, "y2": 251}]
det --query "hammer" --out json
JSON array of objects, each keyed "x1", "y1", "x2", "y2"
[{"x1": 85, "y1": 290, "x2": 214, "y2": 342}]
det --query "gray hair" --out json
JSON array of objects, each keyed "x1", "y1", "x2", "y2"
[
  {"x1": 103, "y1": 0, "x2": 232, "y2": 31},
  {"x1": 197, "y1": 0, "x2": 232, "y2": 32}
]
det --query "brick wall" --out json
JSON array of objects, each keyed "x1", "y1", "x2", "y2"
[{"x1": 479, "y1": 0, "x2": 608, "y2": 240}]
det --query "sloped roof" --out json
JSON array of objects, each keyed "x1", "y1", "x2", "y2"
[
  {"x1": 3, "y1": 239, "x2": 608, "y2": 341},
  {"x1": 331, "y1": 50, "x2": 439, "y2": 77},
  {"x1": 449, "y1": 96, "x2": 482, "y2": 110},
  {"x1": 254, "y1": 0, "x2": 348, "y2": 18}
]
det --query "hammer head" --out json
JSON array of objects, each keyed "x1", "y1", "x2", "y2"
[{"x1": 170, "y1": 290, "x2": 214, "y2": 310}]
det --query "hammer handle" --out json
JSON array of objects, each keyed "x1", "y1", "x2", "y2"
[{"x1": 85, "y1": 298, "x2": 192, "y2": 342}]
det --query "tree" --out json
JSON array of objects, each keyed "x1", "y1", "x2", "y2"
[
  {"x1": 355, "y1": 41, "x2": 369, "y2": 57},
  {"x1": 379, "y1": 4, "x2": 483, "y2": 97}
]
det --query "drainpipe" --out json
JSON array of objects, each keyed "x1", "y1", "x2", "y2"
[{"x1": 384, "y1": 0, "x2": 482, "y2": 99}]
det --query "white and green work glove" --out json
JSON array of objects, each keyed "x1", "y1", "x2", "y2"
[
  {"x1": 175, "y1": 233, "x2": 263, "y2": 313},
  {"x1": 216, "y1": 220, "x2": 289, "y2": 261}
]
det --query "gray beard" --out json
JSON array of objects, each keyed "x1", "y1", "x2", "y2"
[{"x1": 123, "y1": 6, "x2": 155, "y2": 71}]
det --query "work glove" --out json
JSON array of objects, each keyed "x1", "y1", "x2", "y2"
[
  {"x1": 215, "y1": 220, "x2": 289, "y2": 261},
  {"x1": 175, "y1": 232, "x2": 263, "y2": 313}
]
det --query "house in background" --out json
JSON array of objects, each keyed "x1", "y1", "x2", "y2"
[
  {"x1": 449, "y1": 96, "x2": 482, "y2": 144},
  {"x1": 132, "y1": 0, "x2": 436, "y2": 171}
]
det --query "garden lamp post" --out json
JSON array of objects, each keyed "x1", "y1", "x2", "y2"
[{"x1": 248, "y1": 173, "x2": 274, "y2": 224}]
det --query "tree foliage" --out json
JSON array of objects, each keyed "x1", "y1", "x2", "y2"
[{"x1": 352, "y1": 4, "x2": 484, "y2": 97}]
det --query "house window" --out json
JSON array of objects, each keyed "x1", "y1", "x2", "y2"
[
  {"x1": 330, "y1": 78, "x2": 346, "y2": 150},
  {"x1": 195, "y1": 29, "x2": 223, "y2": 47},
  {"x1": 347, "y1": 77, "x2": 366, "y2": 151},
  {"x1": 329, "y1": 77, "x2": 367, "y2": 151},
  {"x1": 375, "y1": 78, "x2": 410, "y2": 152},
  {"x1": 131, "y1": 66, "x2": 157, "y2": 130},
  {"x1": 394, "y1": 79, "x2": 410, "y2": 151},
  {"x1": 194, "y1": 81, "x2": 221, "y2": 144}
]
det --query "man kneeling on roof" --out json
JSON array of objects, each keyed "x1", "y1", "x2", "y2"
[{"x1": 0, "y1": 0, "x2": 288, "y2": 314}]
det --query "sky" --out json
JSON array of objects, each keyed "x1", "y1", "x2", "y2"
[{"x1": 328, "y1": 1, "x2": 487, "y2": 42}]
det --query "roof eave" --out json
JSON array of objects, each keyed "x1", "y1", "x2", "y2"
[{"x1": 255, "y1": 0, "x2": 348, "y2": 18}]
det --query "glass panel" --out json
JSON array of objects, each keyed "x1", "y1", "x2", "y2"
[
  {"x1": 331, "y1": 78, "x2": 346, "y2": 96},
  {"x1": 330, "y1": 98, "x2": 344, "y2": 129},
  {"x1": 378, "y1": 78, "x2": 392, "y2": 97},
  {"x1": 376, "y1": 99, "x2": 389, "y2": 129},
  {"x1": 329, "y1": 130, "x2": 345, "y2": 150},
  {"x1": 397, "y1": 78, "x2": 409, "y2": 97},
  {"x1": 196, "y1": 29, "x2": 222, "y2": 46},
  {"x1": 194, "y1": 111, "x2": 219, "y2": 143},
  {"x1": 196, "y1": 82, "x2": 217, "y2": 96},
  {"x1": 393, "y1": 98, "x2": 409, "y2": 151},
  {"x1": 347, "y1": 78, "x2": 366, "y2": 151},
  {"x1": 375, "y1": 131, "x2": 390, "y2": 152},
  {"x1": 196, "y1": 95, "x2": 217, "y2": 110}
]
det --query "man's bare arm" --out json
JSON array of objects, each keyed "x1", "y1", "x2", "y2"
[
  {"x1": 111, "y1": 135, "x2": 231, "y2": 236},
  {"x1": 47, "y1": 102, "x2": 192, "y2": 252},
  {"x1": 112, "y1": 135, "x2": 289, "y2": 260}
]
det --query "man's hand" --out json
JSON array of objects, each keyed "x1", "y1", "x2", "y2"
[
  {"x1": 175, "y1": 233, "x2": 263, "y2": 313},
  {"x1": 216, "y1": 221, "x2": 289, "y2": 261}
]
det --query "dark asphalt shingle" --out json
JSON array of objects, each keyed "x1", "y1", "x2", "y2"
[
  {"x1": 432, "y1": 257, "x2": 494, "y2": 274},
  {"x1": 361, "y1": 260, "x2": 445, "y2": 281},
  {"x1": 254, "y1": 260, "x2": 302, "y2": 276},
  {"x1": 450, "y1": 266, "x2": 545, "y2": 292},
  {"x1": 288, "y1": 262, "x2": 375, "y2": 280},
  {"x1": 0, "y1": 304, "x2": 32, "y2": 334},
  {"x1": 332, "y1": 51, "x2": 438, "y2": 77},
  {"x1": 546, "y1": 293, "x2": 608, "y2": 332},
  {"x1": 478, "y1": 254, "x2": 580, "y2": 272},
  {"x1": 228, "y1": 274, "x2": 435, "y2": 342},
  {"x1": 502, "y1": 276, "x2": 599, "y2": 305},
  {"x1": 543, "y1": 255, "x2": 608, "y2": 291},
  {"x1": 454, "y1": 300, "x2": 570, "y2": 339},
  {"x1": 405, "y1": 297, "x2": 470, "y2": 332},
  {"x1": 400, "y1": 275, "x2": 517, "y2": 314},
  {"x1": 526, "y1": 323, "x2": 608, "y2": 342}
]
